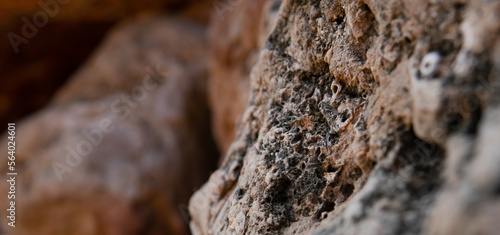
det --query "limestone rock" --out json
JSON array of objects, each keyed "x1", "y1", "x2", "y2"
[
  {"x1": 190, "y1": 0, "x2": 500, "y2": 234},
  {"x1": 0, "y1": 16, "x2": 218, "y2": 235}
]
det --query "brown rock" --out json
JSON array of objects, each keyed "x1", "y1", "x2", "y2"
[
  {"x1": 0, "y1": 22, "x2": 113, "y2": 132},
  {"x1": 0, "y1": 15, "x2": 218, "y2": 235},
  {"x1": 52, "y1": 14, "x2": 208, "y2": 104},
  {"x1": 0, "y1": 0, "x2": 209, "y2": 26},
  {"x1": 207, "y1": 0, "x2": 281, "y2": 155},
  {"x1": 190, "y1": 0, "x2": 500, "y2": 234},
  {"x1": 0, "y1": 0, "x2": 213, "y2": 133}
]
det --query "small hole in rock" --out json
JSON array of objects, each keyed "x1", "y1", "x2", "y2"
[
  {"x1": 335, "y1": 17, "x2": 344, "y2": 25},
  {"x1": 327, "y1": 165, "x2": 338, "y2": 172},
  {"x1": 333, "y1": 85, "x2": 339, "y2": 94},
  {"x1": 340, "y1": 111, "x2": 352, "y2": 122},
  {"x1": 340, "y1": 183, "x2": 354, "y2": 199}
]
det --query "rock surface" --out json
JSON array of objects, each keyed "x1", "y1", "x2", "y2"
[
  {"x1": 0, "y1": 16, "x2": 218, "y2": 235},
  {"x1": 190, "y1": 0, "x2": 500, "y2": 234}
]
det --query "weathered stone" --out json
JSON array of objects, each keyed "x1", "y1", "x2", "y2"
[
  {"x1": 0, "y1": 16, "x2": 218, "y2": 235},
  {"x1": 190, "y1": 0, "x2": 500, "y2": 234}
]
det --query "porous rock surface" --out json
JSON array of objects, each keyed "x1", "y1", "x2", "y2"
[
  {"x1": 0, "y1": 16, "x2": 218, "y2": 235},
  {"x1": 190, "y1": 0, "x2": 500, "y2": 234}
]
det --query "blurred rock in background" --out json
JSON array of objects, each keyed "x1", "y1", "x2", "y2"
[
  {"x1": 0, "y1": 15, "x2": 218, "y2": 235},
  {"x1": 0, "y1": 0, "x2": 210, "y2": 26},
  {"x1": 2, "y1": 0, "x2": 500, "y2": 234},
  {"x1": 207, "y1": 0, "x2": 274, "y2": 155},
  {"x1": 0, "y1": 0, "x2": 212, "y2": 131}
]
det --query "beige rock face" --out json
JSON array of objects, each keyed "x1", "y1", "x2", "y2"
[
  {"x1": 207, "y1": 0, "x2": 282, "y2": 154},
  {"x1": 0, "y1": 16, "x2": 218, "y2": 235},
  {"x1": 190, "y1": 0, "x2": 500, "y2": 234}
]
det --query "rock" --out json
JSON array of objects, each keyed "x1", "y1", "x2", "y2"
[
  {"x1": 190, "y1": 0, "x2": 500, "y2": 234},
  {"x1": 0, "y1": 15, "x2": 218, "y2": 235},
  {"x1": 0, "y1": 22, "x2": 113, "y2": 132},
  {"x1": 52, "y1": 14, "x2": 208, "y2": 104},
  {"x1": 0, "y1": 0, "x2": 212, "y2": 132},
  {"x1": 207, "y1": 0, "x2": 281, "y2": 154},
  {"x1": 0, "y1": 0, "x2": 209, "y2": 27}
]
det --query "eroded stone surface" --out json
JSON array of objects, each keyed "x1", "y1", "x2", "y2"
[{"x1": 190, "y1": 0, "x2": 500, "y2": 234}]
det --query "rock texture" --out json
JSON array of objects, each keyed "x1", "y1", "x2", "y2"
[
  {"x1": 190, "y1": 0, "x2": 500, "y2": 234},
  {"x1": 0, "y1": 16, "x2": 218, "y2": 235}
]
